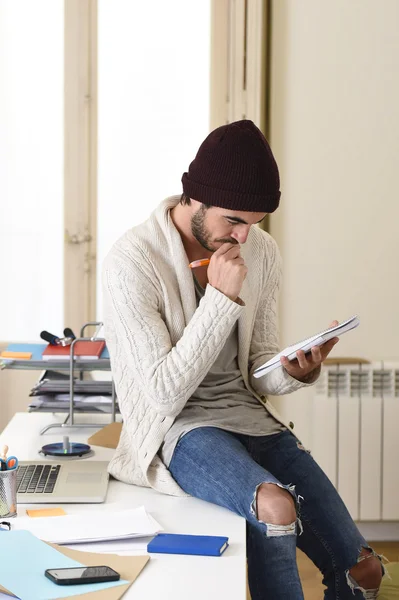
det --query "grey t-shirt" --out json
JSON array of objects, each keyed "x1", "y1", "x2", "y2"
[{"x1": 160, "y1": 277, "x2": 284, "y2": 467}]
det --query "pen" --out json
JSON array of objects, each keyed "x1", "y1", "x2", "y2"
[
  {"x1": 0, "y1": 445, "x2": 8, "y2": 471},
  {"x1": 189, "y1": 258, "x2": 211, "y2": 269}
]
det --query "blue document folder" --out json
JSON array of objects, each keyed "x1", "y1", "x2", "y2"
[
  {"x1": 147, "y1": 533, "x2": 229, "y2": 557},
  {"x1": 6, "y1": 343, "x2": 47, "y2": 361}
]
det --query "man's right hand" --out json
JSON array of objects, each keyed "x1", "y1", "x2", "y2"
[{"x1": 207, "y1": 243, "x2": 248, "y2": 302}]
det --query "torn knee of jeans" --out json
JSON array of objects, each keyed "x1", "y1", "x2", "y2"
[
  {"x1": 250, "y1": 481, "x2": 303, "y2": 537},
  {"x1": 345, "y1": 545, "x2": 386, "y2": 599}
]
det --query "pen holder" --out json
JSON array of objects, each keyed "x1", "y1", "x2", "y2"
[{"x1": 0, "y1": 469, "x2": 17, "y2": 518}]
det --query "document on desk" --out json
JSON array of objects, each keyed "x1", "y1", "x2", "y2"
[
  {"x1": 12, "y1": 506, "x2": 163, "y2": 545},
  {"x1": 67, "y1": 536, "x2": 155, "y2": 555}
]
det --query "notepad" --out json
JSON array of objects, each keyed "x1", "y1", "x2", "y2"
[
  {"x1": 27, "y1": 507, "x2": 67, "y2": 518},
  {"x1": 0, "y1": 351, "x2": 32, "y2": 359},
  {"x1": 253, "y1": 315, "x2": 360, "y2": 378},
  {"x1": 0, "y1": 530, "x2": 127, "y2": 600},
  {"x1": 147, "y1": 533, "x2": 229, "y2": 556}
]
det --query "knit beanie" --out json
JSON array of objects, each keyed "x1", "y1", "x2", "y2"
[{"x1": 181, "y1": 119, "x2": 281, "y2": 213}]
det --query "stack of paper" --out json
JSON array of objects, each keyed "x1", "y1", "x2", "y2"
[
  {"x1": 29, "y1": 394, "x2": 117, "y2": 414},
  {"x1": 12, "y1": 506, "x2": 163, "y2": 545},
  {"x1": 31, "y1": 379, "x2": 113, "y2": 395},
  {"x1": 26, "y1": 368, "x2": 118, "y2": 414}
]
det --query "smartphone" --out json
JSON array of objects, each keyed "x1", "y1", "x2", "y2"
[{"x1": 44, "y1": 565, "x2": 120, "y2": 586}]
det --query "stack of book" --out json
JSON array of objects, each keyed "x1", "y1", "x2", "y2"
[{"x1": 42, "y1": 340, "x2": 106, "y2": 361}]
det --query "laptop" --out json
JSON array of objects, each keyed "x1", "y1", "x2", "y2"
[{"x1": 16, "y1": 461, "x2": 110, "y2": 503}]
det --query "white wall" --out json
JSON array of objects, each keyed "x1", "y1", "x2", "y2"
[{"x1": 269, "y1": 0, "x2": 399, "y2": 444}]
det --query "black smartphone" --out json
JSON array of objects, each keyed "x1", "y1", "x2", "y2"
[{"x1": 44, "y1": 565, "x2": 120, "y2": 586}]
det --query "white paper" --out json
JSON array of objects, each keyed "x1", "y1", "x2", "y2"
[
  {"x1": 12, "y1": 505, "x2": 163, "y2": 544},
  {"x1": 55, "y1": 394, "x2": 112, "y2": 403},
  {"x1": 66, "y1": 535, "x2": 155, "y2": 554},
  {"x1": 253, "y1": 316, "x2": 360, "y2": 378}
]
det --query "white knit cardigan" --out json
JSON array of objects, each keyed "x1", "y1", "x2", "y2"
[{"x1": 102, "y1": 196, "x2": 314, "y2": 496}]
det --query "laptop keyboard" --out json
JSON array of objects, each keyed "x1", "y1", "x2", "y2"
[{"x1": 17, "y1": 464, "x2": 61, "y2": 494}]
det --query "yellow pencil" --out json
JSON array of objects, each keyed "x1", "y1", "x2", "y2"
[{"x1": 189, "y1": 258, "x2": 211, "y2": 269}]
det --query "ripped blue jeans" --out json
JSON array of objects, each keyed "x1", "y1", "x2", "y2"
[{"x1": 169, "y1": 427, "x2": 381, "y2": 599}]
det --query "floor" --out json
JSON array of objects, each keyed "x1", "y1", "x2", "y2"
[{"x1": 246, "y1": 542, "x2": 399, "y2": 599}]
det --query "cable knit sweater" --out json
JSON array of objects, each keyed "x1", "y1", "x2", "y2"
[{"x1": 102, "y1": 196, "x2": 314, "y2": 496}]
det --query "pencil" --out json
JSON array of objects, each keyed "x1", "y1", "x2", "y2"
[{"x1": 189, "y1": 259, "x2": 211, "y2": 269}]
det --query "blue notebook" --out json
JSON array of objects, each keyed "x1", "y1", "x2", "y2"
[{"x1": 147, "y1": 533, "x2": 229, "y2": 557}]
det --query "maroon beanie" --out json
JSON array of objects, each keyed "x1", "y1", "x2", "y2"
[{"x1": 181, "y1": 119, "x2": 281, "y2": 213}]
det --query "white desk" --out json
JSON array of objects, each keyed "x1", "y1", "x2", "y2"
[{"x1": 0, "y1": 413, "x2": 247, "y2": 599}]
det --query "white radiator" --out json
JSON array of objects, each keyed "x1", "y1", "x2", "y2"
[{"x1": 312, "y1": 362, "x2": 399, "y2": 521}]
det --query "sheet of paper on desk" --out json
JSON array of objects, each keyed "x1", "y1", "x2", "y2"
[
  {"x1": 12, "y1": 505, "x2": 163, "y2": 545},
  {"x1": 67, "y1": 536, "x2": 154, "y2": 555}
]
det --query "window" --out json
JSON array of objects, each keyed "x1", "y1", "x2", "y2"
[
  {"x1": 0, "y1": 0, "x2": 64, "y2": 341},
  {"x1": 97, "y1": 0, "x2": 211, "y2": 318}
]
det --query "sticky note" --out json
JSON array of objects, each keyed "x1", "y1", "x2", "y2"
[
  {"x1": 27, "y1": 507, "x2": 67, "y2": 518},
  {"x1": 0, "y1": 351, "x2": 32, "y2": 359}
]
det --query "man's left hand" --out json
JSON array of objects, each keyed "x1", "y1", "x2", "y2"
[{"x1": 280, "y1": 320, "x2": 340, "y2": 383}]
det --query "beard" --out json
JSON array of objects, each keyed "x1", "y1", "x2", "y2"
[{"x1": 190, "y1": 205, "x2": 237, "y2": 252}]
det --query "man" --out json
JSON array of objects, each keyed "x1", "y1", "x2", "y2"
[{"x1": 103, "y1": 120, "x2": 383, "y2": 599}]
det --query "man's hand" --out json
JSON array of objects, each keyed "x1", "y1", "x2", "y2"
[
  {"x1": 208, "y1": 243, "x2": 248, "y2": 302},
  {"x1": 280, "y1": 320, "x2": 340, "y2": 383}
]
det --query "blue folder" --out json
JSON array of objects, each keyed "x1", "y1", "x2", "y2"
[
  {"x1": 6, "y1": 343, "x2": 47, "y2": 361},
  {"x1": 147, "y1": 533, "x2": 229, "y2": 557},
  {"x1": 0, "y1": 530, "x2": 127, "y2": 600}
]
